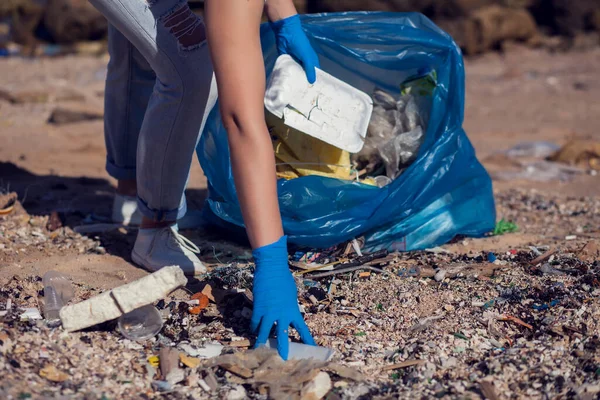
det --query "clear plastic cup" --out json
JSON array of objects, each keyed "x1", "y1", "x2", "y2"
[
  {"x1": 42, "y1": 271, "x2": 74, "y2": 322},
  {"x1": 117, "y1": 305, "x2": 163, "y2": 341}
]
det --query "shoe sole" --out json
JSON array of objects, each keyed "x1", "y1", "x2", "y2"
[
  {"x1": 130, "y1": 250, "x2": 160, "y2": 274},
  {"x1": 131, "y1": 250, "x2": 206, "y2": 277}
]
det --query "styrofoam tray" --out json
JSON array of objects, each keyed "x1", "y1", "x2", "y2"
[{"x1": 264, "y1": 55, "x2": 373, "y2": 153}]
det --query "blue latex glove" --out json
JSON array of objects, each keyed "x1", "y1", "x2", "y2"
[
  {"x1": 251, "y1": 236, "x2": 316, "y2": 360},
  {"x1": 270, "y1": 14, "x2": 320, "y2": 84}
]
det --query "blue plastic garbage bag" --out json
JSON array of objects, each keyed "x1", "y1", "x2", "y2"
[{"x1": 196, "y1": 12, "x2": 496, "y2": 252}]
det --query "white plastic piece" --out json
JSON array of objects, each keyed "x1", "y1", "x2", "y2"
[
  {"x1": 178, "y1": 342, "x2": 224, "y2": 359},
  {"x1": 59, "y1": 266, "x2": 187, "y2": 332},
  {"x1": 265, "y1": 338, "x2": 335, "y2": 362},
  {"x1": 264, "y1": 55, "x2": 373, "y2": 153},
  {"x1": 20, "y1": 308, "x2": 43, "y2": 321}
]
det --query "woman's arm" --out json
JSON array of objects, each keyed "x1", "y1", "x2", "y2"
[
  {"x1": 204, "y1": 0, "x2": 282, "y2": 249},
  {"x1": 264, "y1": 0, "x2": 297, "y2": 22},
  {"x1": 204, "y1": 0, "x2": 316, "y2": 359}
]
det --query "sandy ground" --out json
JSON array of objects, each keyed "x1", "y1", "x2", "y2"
[
  {"x1": 0, "y1": 45, "x2": 599, "y2": 399},
  {"x1": 1, "y1": 45, "x2": 599, "y2": 285}
]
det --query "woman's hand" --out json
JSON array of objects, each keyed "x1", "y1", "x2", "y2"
[
  {"x1": 251, "y1": 236, "x2": 315, "y2": 360},
  {"x1": 270, "y1": 14, "x2": 320, "y2": 84}
]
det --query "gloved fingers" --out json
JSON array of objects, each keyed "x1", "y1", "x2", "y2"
[
  {"x1": 298, "y1": 50, "x2": 320, "y2": 84},
  {"x1": 256, "y1": 316, "x2": 276, "y2": 347},
  {"x1": 250, "y1": 311, "x2": 262, "y2": 334},
  {"x1": 291, "y1": 318, "x2": 316, "y2": 346},
  {"x1": 276, "y1": 321, "x2": 291, "y2": 361},
  {"x1": 303, "y1": 63, "x2": 317, "y2": 85}
]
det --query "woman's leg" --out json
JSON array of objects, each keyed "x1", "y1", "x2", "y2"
[
  {"x1": 104, "y1": 24, "x2": 155, "y2": 190},
  {"x1": 89, "y1": 0, "x2": 217, "y2": 274},
  {"x1": 104, "y1": 24, "x2": 155, "y2": 224}
]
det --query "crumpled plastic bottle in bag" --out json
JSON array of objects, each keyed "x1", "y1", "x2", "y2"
[{"x1": 354, "y1": 70, "x2": 435, "y2": 179}]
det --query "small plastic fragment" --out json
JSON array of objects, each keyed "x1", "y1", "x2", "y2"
[
  {"x1": 151, "y1": 380, "x2": 172, "y2": 392},
  {"x1": 20, "y1": 308, "x2": 43, "y2": 321},
  {"x1": 39, "y1": 365, "x2": 69, "y2": 382},
  {"x1": 493, "y1": 219, "x2": 518, "y2": 236},
  {"x1": 117, "y1": 305, "x2": 163, "y2": 341},
  {"x1": 188, "y1": 292, "x2": 210, "y2": 315},
  {"x1": 147, "y1": 355, "x2": 160, "y2": 368},
  {"x1": 179, "y1": 353, "x2": 201, "y2": 369}
]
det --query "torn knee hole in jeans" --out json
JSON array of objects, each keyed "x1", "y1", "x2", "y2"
[{"x1": 161, "y1": 4, "x2": 206, "y2": 51}]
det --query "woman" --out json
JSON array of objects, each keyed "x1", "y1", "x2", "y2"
[{"x1": 91, "y1": 0, "x2": 320, "y2": 359}]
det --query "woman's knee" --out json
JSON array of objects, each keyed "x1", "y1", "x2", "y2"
[
  {"x1": 150, "y1": 2, "x2": 211, "y2": 89},
  {"x1": 159, "y1": 3, "x2": 206, "y2": 51}
]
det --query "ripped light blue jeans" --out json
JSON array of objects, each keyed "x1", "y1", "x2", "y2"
[{"x1": 90, "y1": 0, "x2": 218, "y2": 221}]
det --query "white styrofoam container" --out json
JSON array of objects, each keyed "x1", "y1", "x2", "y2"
[{"x1": 264, "y1": 55, "x2": 373, "y2": 153}]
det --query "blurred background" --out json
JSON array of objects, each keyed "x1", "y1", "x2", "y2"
[
  {"x1": 0, "y1": 0, "x2": 599, "y2": 222},
  {"x1": 1, "y1": 0, "x2": 599, "y2": 55}
]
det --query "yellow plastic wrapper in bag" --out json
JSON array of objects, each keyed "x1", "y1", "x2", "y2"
[{"x1": 266, "y1": 110, "x2": 354, "y2": 180}]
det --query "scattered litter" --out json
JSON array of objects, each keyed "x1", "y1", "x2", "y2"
[
  {"x1": 151, "y1": 380, "x2": 172, "y2": 392},
  {"x1": 20, "y1": 308, "x2": 42, "y2": 321},
  {"x1": 480, "y1": 380, "x2": 500, "y2": 400},
  {"x1": 565, "y1": 235, "x2": 577, "y2": 241},
  {"x1": 39, "y1": 365, "x2": 70, "y2": 382},
  {"x1": 147, "y1": 355, "x2": 160, "y2": 368},
  {"x1": 264, "y1": 339, "x2": 335, "y2": 362},
  {"x1": 434, "y1": 269, "x2": 447, "y2": 282},
  {"x1": 48, "y1": 106, "x2": 103, "y2": 125},
  {"x1": 382, "y1": 359, "x2": 425, "y2": 371},
  {"x1": 117, "y1": 305, "x2": 163, "y2": 341},
  {"x1": 499, "y1": 315, "x2": 533, "y2": 330},
  {"x1": 409, "y1": 315, "x2": 444, "y2": 333},
  {"x1": 529, "y1": 246, "x2": 543, "y2": 256},
  {"x1": 493, "y1": 219, "x2": 518, "y2": 236},
  {"x1": 300, "y1": 371, "x2": 332, "y2": 400},
  {"x1": 226, "y1": 385, "x2": 248, "y2": 400},
  {"x1": 198, "y1": 378, "x2": 212, "y2": 393},
  {"x1": 188, "y1": 293, "x2": 210, "y2": 315},
  {"x1": 0, "y1": 194, "x2": 16, "y2": 215},
  {"x1": 487, "y1": 252, "x2": 497, "y2": 263},
  {"x1": 295, "y1": 261, "x2": 340, "y2": 275},
  {"x1": 532, "y1": 299, "x2": 560, "y2": 311},
  {"x1": 179, "y1": 353, "x2": 201, "y2": 369},
  {"x1": 530, "y1": 247, "x2": 557, "y2": 266},
  {"x1": 42, "y1": 271, "x2": 73, "y2": 323},
  {"x1": 305, "y1": 265, "x2": 390, "y2": 279},
  {"x1": 397, "y1": 266, "x2": 421, "y2": 278},
  {"x1": 178, "y1": 342, "x2": 223, "y2": 359},
  {"x1": 425, "y1": 247, "x2": 453, "y2": 255},
  {"x1": 548, "y1": 139, "x2": 600, "y2": 170},
  {"x1": 229, "y1": 338, "x2": 252, "y2": 348},
  {"x1": 351, "y1": 239, "x2": 364, "y2": 257},
  {"x1": 60, "y1": 266, "x2": 187, "y2": 332},
  {"x1": 504, "y1": 141, "x2": 561, "y2": 159},
  {"x1": 493, "y1": 160, "x2": 583, "y2": 182},
  {"x1": 483, "y1": 299, "x2": 497, "y2": 310},
  {"x1": 159, "y1": 347, "x2": 182, "y2": 383},
  {"x1": 46, "y1": 211, "x2": 63, "y2": 232},
  {"x1": 540, "y1": 263, "x2": 567, "y2": 276}
]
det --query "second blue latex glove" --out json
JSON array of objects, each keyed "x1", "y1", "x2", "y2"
[
  {"x1": 251, "y1": 236, "x2": 316, "y2": 360},
  {"x1": 270, "y1": 14, "x2": 320, "y2": 84}
]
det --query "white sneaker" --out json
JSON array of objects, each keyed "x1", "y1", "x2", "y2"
[
  {"x1": 112, "y1": 194, "x2": 143, "y2": 226},
  {"x1": 131, "y1": 225, "x2": 207, "y2": 276}
]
